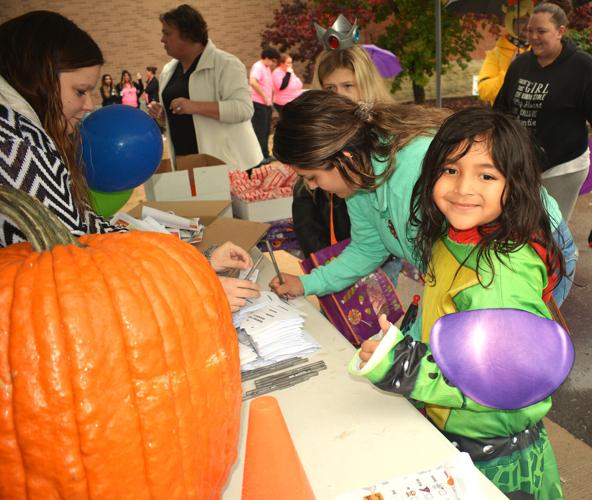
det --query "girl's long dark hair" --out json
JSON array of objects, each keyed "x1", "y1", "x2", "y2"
[
  {"x1": 273, "y1": 90, "x2": 449, "y2": 192},
  {"x1": 409, "y1": 107, "x2": 565, "y2": 286},
  {"x1": 0, "y1": 11, "x2": 104, "y2": 211}
]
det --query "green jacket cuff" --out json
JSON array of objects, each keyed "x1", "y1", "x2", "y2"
[{"x1": 348, "y1": 325, "x2": 403, "y2": 383}]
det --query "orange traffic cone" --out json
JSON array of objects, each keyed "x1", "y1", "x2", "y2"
[{"x1": 242, "y1": 396, "x2": 316, "y2": 499}]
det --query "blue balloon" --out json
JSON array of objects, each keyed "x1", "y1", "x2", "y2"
[{"x1": 81, "y1": 105, "x2": 163, "y2": 192}]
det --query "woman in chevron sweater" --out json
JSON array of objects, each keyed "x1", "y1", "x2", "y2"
[
  {"x1": 0, "y1": 10, "x2": 122, "y2": 247},
  {"x1": 0, "y1": 11, "x2": 260, "y2": 311}
]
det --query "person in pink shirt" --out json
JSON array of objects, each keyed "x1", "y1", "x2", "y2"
[
  {"x1": 116, "y1": 69, "x2": 143, "y2": 108},
  {"x1": 249, "y1": 47, "x2": 279, "y2": 164},
  {"x1": 272, "y1": 53, "x2": 303, "y2": 115}
]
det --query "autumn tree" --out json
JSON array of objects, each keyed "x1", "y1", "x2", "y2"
[
  {"x1": 261, "y1": 0, "x2": 495, "y2": 103},
  {"x1": 260, "y1": 0, "x2": 375, "y2": 82},
  {"x1": 370, "y1": 0, "x2": 497, "y2": 103}
]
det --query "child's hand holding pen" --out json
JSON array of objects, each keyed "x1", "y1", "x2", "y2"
[
  {"x1": 265, "y1": 241, "x2": 302, "y2": 300},
  {"x1": 268, "y1": 272, "x2": 304, "y2": 299}
]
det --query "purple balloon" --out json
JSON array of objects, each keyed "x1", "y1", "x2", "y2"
[
  {"x1": 578, "y1": 137, "x2": 592, "y2": 195},
  {"x1": 430, "y1": 309, "x2": 574, "y2": 410},
  {"x1": 362, "y1": 44, "x2": 403, "y2": 78}
]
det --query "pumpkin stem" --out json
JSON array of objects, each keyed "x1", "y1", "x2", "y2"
[{"x1": 0, "y1": 185, "x2": 83, "y2": 251}]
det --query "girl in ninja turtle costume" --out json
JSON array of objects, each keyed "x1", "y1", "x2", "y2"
[{"x1": 351, "y1": 108, "x2": 566, "y2": 499}]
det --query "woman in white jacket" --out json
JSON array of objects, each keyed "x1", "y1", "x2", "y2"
[{"x1": 148, "y1": 4, "x2": 262, "y2": 171}]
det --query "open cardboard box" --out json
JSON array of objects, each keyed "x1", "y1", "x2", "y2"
[
  {"x1": 127, "y1": 200, "x2": 269, "y2": 252},
  {"x1": 231, "y1": 195, "x2": 293, "y2": 223},
  {"x1": 144, "y1": 154, "x2": 230, "y2": 202}
]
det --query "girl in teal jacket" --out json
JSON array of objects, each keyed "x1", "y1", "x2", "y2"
[{"x1": 351, "y1": 108, "x2": 565, "y2": 498}]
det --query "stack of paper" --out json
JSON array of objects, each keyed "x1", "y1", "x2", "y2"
[
  {"x1": 233, "y1": 292, "x2": 319, "y2": 370},
  {"x1": 110, "y1": 206, "x2": 204, "y2": 243}
]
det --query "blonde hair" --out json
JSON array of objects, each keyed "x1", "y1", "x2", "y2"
[{"x1": 312, "y1": 45, "x2": 393, "y2": 103}]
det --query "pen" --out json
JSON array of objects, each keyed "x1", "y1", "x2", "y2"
[
  {"x1": 253, "y1": 361, "x2": 327, "y2": 388},
  {"x1": 244, "y1": 254, "x2": 264, "y2": 281},
  {"x1": 242, "y1": 371, "x2": 319, "y2": 400},
  {"x1": 265, "y1": 240, "x2": 284, "y2": 285},
  {"x1": 241, "y1": 357, "x2": 308, "y2": 381}
]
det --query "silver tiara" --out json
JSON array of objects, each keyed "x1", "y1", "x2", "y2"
[{"x1": 315, "y1": 14, "x2": 360, "y2": 51}]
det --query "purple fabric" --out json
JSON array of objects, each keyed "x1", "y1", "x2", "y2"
[
  {"x1": 301, "y1": 239, "x2": 404, "y2": 346},
  {"x1": 579, "y1": 137, "x2": 592, "y2": 195},
  {"x1": 362, "y1": 44, "x2": 403, "y2": 78},
  {"x1": 257, "y1": 218, "x2": 301, "y2": 253},
  {"x1": 430, "y1": 309, "x2": 574, "y2": 410}
]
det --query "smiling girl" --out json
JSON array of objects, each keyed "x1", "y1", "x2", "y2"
[{"x1": 353, "y1": 107, "x2": 566, "y2": 498}]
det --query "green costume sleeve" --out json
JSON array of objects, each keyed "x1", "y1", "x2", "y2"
[{"x1": 348, "y1": 325, "x2": 494, "y2": 411}]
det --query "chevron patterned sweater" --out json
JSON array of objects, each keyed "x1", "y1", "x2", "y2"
[{"x1": 0, "y1": 78, "x2": 124, "y2": 246}]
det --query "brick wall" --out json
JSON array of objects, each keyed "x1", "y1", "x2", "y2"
[
  {"x1": 2, "y1": 1, "x2": 498, "y2": 103},
  {"x1": 1, "y1": 0, "x2": 282, "y2": 105}
]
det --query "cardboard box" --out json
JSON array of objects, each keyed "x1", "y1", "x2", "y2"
[
  {"x1": 127, "y1": 200, "x2": 231, "y2": 226},
  {"x1": 231, "y1": 195, "x2": 293, "y2": 223},
  {"x1": 127, "y1": 200, "x2": 269, "y2": 252},
  {"x1": 144, "y1": 154, "x2": 230, "y2": 202}
]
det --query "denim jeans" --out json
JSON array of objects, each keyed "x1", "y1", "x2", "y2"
[{"x1": 552, "y1": 219, "x2": 577, "y2": 307}]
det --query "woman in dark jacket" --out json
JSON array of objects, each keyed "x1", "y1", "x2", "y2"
[{"x1": 99, "y1": 73, "x2": 119, "y2": 106}]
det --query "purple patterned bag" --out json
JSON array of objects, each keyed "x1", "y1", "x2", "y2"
[{"x1": 301, "y1": 239, "x2": 405, "y2": 346}]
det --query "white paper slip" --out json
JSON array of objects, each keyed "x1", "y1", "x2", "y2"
[
  {"x1": 141, "y1": 205, "x2": 200, "y2": 230},
  {"x1": 334, "y1": 453, "x2": 484, "y2": 500},
  {"x1": 110, "y1": 212, "x2": 169, "y2": 233}
]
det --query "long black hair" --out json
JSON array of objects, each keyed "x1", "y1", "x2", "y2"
[{"x1": 409, "y1": 107, "x2": 565, "y2": 286}]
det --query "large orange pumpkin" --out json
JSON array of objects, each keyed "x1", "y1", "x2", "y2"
[{"x1": 0, "y1": 186, "x2": 241, "y2": 498}]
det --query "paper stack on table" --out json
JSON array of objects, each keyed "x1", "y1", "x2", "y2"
[
  {"x1": 110, "y1": 206, "x2": 204, "y2": 243},
  {"x1": 234, "y1": 292, "x2": 319, "y2": 371}
]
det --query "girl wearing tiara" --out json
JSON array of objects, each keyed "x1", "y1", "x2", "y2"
[{"x1": 351, "y1": 107, "x2": 565, "y2": 498}]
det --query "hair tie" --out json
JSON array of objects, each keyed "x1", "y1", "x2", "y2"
[{"x1": 355, "y1": 102, "x2": 374, "y2": 123}]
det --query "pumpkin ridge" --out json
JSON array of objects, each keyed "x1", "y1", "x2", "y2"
[
  {"x1": 84, "y1": 241, "x2": 189, "y2": 496},
  {"x1": 118, "y1": 240, "x2": 197, "y2": 496},
  {"x1": 126, "y1": 234, "x2": 241, "y2": 494},
  {"x1": 80, "y1": 243, "x2": 154, "y2": 495},
  {"x1": 11, "y1": 251, "x2": 88, "y2": 496},
  {"x1": 0, "y1": 256, "x2": 27, "y2": 496},
  {"x1": 124, "y1": 235, "x2": 227, "y2": 495},
  {"x1": 49, "y1": 248, "x2": 93, "y2": 499}
]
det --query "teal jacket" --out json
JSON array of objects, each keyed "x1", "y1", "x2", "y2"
[{"x1": 300, "y1": 136, "x2": 563, "y2": 298}]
